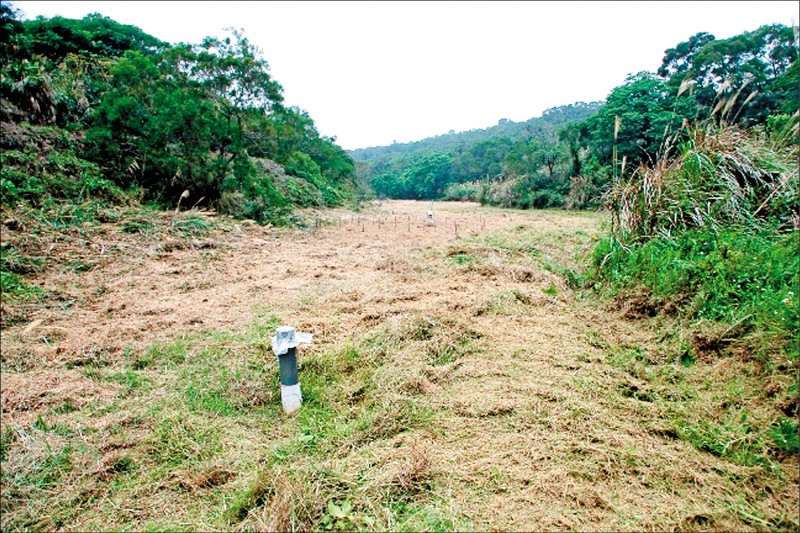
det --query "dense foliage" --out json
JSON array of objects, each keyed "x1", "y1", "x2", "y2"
[
  {"x1": 358, "y1": 103, "x2": 602, "y2": 206},
  {"x1": 582, "y1": 24, "x2": 799, "y2": 460},
  {"x1": 0, "y1": 6, "x2": 357, "y2": 223}
]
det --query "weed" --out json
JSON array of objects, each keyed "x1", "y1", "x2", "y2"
[
  {"x1": 225, "y1": 463, "x2": 330, "y2": 528},
  {"x1": 168, "y1": 215, "x2": 212, "y2": 237},
  {"x1": 350, "y1": 399, "x2": 434, "y2": 446},
  {"x1": 0, "y1": 270, "x2": 45, "y2": 301},
  {"x1": 10, "y1": 443, "x2": 75, "y2": 491},
  {"x1": 674, "y1": 409, "x2": 774, "y2": 467},
  {"x1": 390, "y1": 500, "x2": 460, "y2": 532},
  {"x1": 111, "y1": 455, "x2": 135, "y2": 474},
  {"x1": 52, "y1": 400, "x2": 78, "y2": 415},
  {"x1": 107, "y1": 369, "x2": 145, "y2": 392},
  {"x1": 679, "y1": 349, "x2": 697, "y2": 367},
  {"x1": 770, "y1": 417, "x2": 799, "y2": 456},
  {"x1": 427, "y1": 337, "x2": 475, "y2": 366},
  {"x1": 184, "y1": 380, "x2": 237, "y2": 416},
  {"x1": 593, "y1": 228, "x2": 799, "y2": 359},
  {"x1": 475, "y1": 289, "x2": 530, "y2": 315},
  {"x1": 542, "y1": 284, "x2": 559, "y2": 297},
  {"x1": 120, "y1": 217, "x2": 155, "y2": 234},
  {"x1": 607, "y1": 346, "x2": 648, "y2": 378},
  {"x1": 321, "y1": 498, "x2": 357, "y2": 531},
  {"x1": 136, "y1": 339, "x2": 188, "y2": 369},
  {"x1": 147, "y1": 414, "x2": 222, "y2": 467},
  {"x1": 446, "y1": 253, "x2": 475, "y2": 265},
  {"x1": 0, "y1": 427, "x2": 14, "y2": 462}
]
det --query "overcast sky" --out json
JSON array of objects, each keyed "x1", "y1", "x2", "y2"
[{"x1": 10, "y1": 1, "x2": 798, "y2": 150}]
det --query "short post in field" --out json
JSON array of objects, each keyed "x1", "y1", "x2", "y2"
[{"x1": 271, "y1": 326, "x2": 312, "y2": 415}]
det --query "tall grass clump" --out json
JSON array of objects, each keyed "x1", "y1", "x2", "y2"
[{"x1": 593, "y1": 111, "x2": 799, "y2": 360}]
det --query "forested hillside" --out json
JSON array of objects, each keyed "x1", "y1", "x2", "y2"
[
  {"x1": 0, "y1": 6, "x2": 358, "y2": 225},
  {"x1": 354, "y1": 102, "x2": 602, "y2": 207},
  {"x1": 350, "y1": 102, "x2": 602, "y2": 161}
]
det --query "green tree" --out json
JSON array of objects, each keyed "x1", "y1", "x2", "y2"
[
  {"x1": 450, "y1": 137, "x2": 513, "y2": 182},
  {"x1": 402, "y1": 152, "x2": 453, "y2": 199},
  {"x1": 581, "y1": 72, "x2": 697, "y2": 171},
  {"x1": 659, "y1": 25, "x2": 798, "y2": 124}
]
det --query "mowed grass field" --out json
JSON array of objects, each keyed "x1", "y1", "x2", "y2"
[{"x1": 1, "y1": 200, "x2": 797, "y2": 531}]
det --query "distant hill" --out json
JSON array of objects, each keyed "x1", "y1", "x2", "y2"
[
  {"x1": 349, "y1": 101, "x2": 603, "y2": 161},
  {"x1": 351, "y1": 101, "x2": 604, "y2": 203}
]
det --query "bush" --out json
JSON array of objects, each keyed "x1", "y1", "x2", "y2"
[
  {"x1": 442, "y1": 181, "x2": 481, "y2": 202},
  {"x1": 608, "y1": 120, "x2": 798, "y2": 242},
  {"x1": 564, "y1": 175, "x2": 604, "y2": 209},
  {"x1": 524, "y1": 189, "x2": 563, "y2": 209},
  {"x1": 217, "y1": 162, "x2": 292, "y2": 224},
  {"x1": 479, "y1": 176, "x2": 565, "y2": 209}
]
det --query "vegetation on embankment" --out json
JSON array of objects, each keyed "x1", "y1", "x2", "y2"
[
  {"x1": 1, "y1": 6, "x2": 364, "y2": 302},
  {"x1": 1, "y1": 6, "x2": 360, "y2": 227},
  {"x1": 587, "y1": 104, "x2": 799, "y2": 463}
]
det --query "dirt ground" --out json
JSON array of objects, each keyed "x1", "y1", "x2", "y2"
[{"x1": 1, "y1": 200, "x2": 797, "y2": 531}]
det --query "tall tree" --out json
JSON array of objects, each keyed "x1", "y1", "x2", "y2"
[
  {"x1": 658, "y1": 24, "x2": 798, "y2": 124},
  {"x1": 581, "y1": 72, "x2": 697, "y2": 170}
]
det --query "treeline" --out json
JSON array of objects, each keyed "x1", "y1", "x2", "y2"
[
  {"x1": 350, "y1": 102, "x2": 601, "y2": 162},
  {"x1": 0, "y1": 7, "x2": 357, "y2": 223},
  {"x1": 355, "y1": 103, "x2": 602, "y2": 207},
  {"x1": 356, "y1": 24, "x2": 798, "y2": 210}
]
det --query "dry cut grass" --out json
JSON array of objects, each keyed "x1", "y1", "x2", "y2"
[{"x1": 1, "y1": 200, "x2": 797, "y2": 531}]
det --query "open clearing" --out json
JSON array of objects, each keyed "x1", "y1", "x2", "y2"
[{"x1": 1, "y1": 200, "x2": 797, "y2": 531}]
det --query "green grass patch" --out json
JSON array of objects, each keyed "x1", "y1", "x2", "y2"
[
  {"x1": 445, "y1": 253, "x2": 475, "y2": 265},
  {"x1": 592, "y1": 228, "x2": 799, "y2": 360},
  {"x1": 674, "y1": 409, "x2": 774, "y2": 467}
]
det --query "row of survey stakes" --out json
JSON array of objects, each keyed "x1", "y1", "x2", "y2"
[
  {"x1": 271, "y1": 325, "x2": 312, "y2": 414},
  {"x1": 309, "y1": 207, "x2": 488, "y2": 235}
]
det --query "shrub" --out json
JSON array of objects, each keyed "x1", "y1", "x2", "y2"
[
  {"x1": 442, "y1": 181, "x2": 481, "y2": 202},
  {"x1": 607, "y1": 119, "x2": 798, "y2": 242},
  {"x1": 1, "y1": 124, "x2": 123, "y2": 207}
]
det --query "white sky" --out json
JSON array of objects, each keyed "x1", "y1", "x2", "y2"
[{"x1": 10, "y1": 1, "x2": 799, "y2": 150}]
